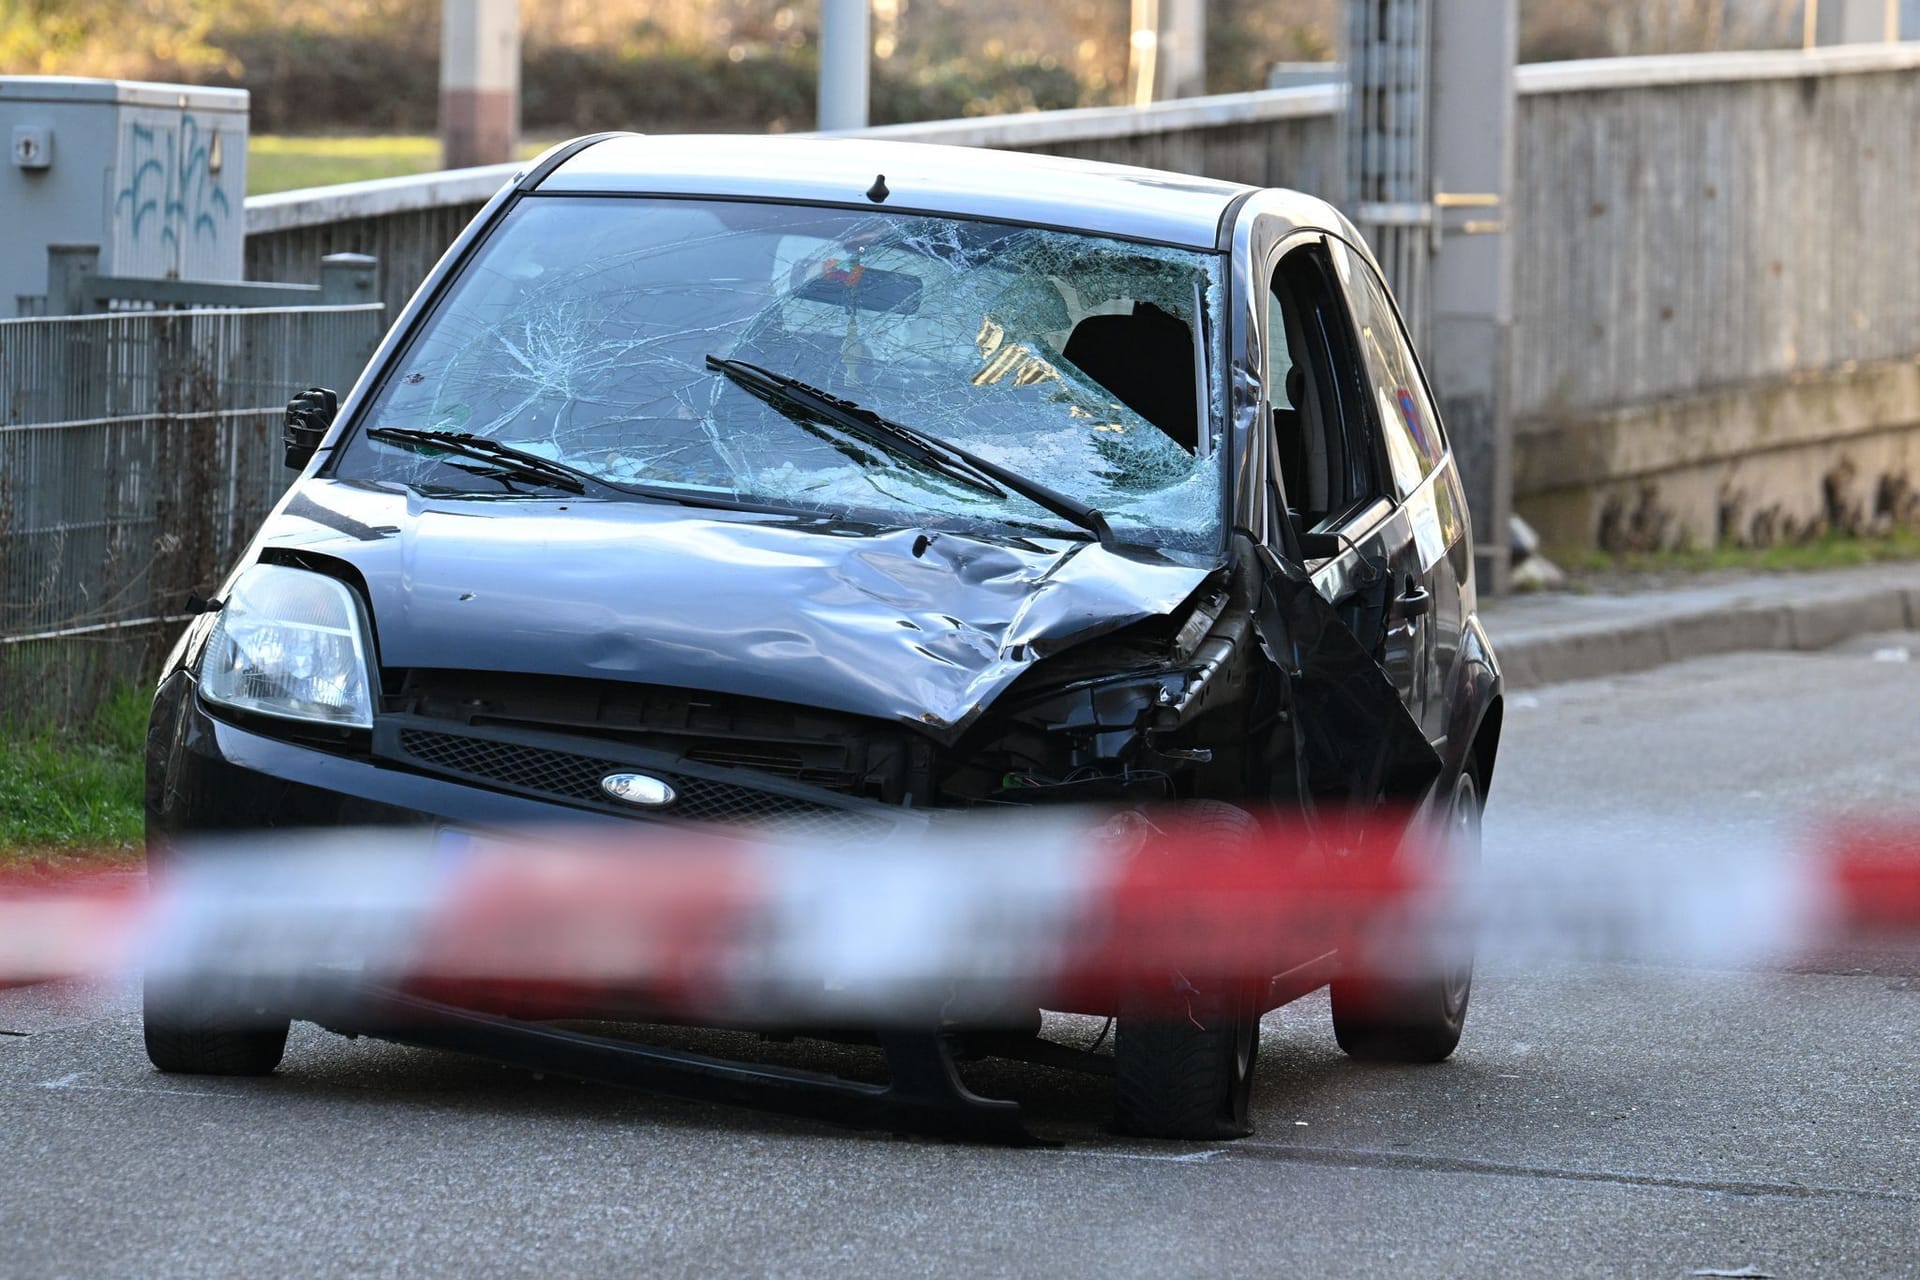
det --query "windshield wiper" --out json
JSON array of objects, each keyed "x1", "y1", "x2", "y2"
[
  {"x1": 706, "y1": 355, "x2": 1116, "y2": 549},
  {"x1": 706, "y1": 357, "x2": 1003, "y2": 501},
  {"x1": 365, "y1": 426, "x2": 777, "y2": 516},
  {"x1": 366, "y1": 428, "x2": 589, "y2": 495}
]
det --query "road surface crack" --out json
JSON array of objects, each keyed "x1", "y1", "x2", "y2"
[{"x1": 1231, "y1": 1142, "x2": 1916, "y2": 1206}]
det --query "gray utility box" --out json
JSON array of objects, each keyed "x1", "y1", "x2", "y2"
[{"x1": 1, "y1": 76, "x2": 249, "y2": 318}]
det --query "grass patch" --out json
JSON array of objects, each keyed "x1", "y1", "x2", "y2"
[
  {"x1": 1558, "y1": 528, "x2": 1920, "y2": 578},
  {"x1": 247, "y1": 134, "x2": 551, "y2": 195},
  {"x1": 0, "y1": 684, "x2": 149, "y2": 864}
]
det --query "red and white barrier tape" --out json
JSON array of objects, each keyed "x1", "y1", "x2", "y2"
[{"x1": 2, "y1": 811, "x2": 1916, "y2": 1017}]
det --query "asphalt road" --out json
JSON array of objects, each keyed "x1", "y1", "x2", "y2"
[{"x1": 5, "y1": 638, "x2": 1920, "y2": 1278}]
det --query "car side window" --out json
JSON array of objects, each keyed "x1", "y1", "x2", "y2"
[
  {"x1": 1264, "y1": 240, "x2": 1386, "y2": 533},
  {"x1": 1333, "y1": 242, "x2": 1446, "y2": 499},
  {"x1": 1265, "y1": 303, "x2": 1296, "y2": 410}
]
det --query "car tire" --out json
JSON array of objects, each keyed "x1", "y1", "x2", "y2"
[
  {"x1": 1329, "y1": 767, "x2": 1481, "y2": 1064},
  {"x1": 142, "y1": 974, "x2": 290, "y2": 1077},
  {"x1": 1113, "y1": 800, "x2": 1263, "y2": 1140}
]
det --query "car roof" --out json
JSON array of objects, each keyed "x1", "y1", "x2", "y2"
[{"x1": 535, "y1": 135, "x2": 1257, "y2": 250}]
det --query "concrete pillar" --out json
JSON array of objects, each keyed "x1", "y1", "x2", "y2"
[
  {"x1": 44, "y1": 244, "x2": 100, "y2": 316},
  {"x1": 818, "y1": 0, "x2": 871, "y2": 132},
  {"x1": 1808, "y1": 0, "x2": 1902, "y2": 43},
  {"x1": 440, "y1": 0, "x2": 520, "y2": 170},
  {"x1": 319, "y1": 253, "x2": 378, "y2": 307},
  {"x1": 1427, "y1": 0, "x2": 1517, "y2": 593},
  {"x1": 1156, "y1": 0, "x2": 1208, "y2": 100},
  {"x1": 1129, "y1": 0, "x2": 1207, "y2": 105}
]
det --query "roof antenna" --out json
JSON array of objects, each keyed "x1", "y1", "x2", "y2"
[{"x1": 866, "y1": 174, "x2": 890, "y2": 203}]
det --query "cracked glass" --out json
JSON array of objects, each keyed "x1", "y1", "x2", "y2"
[{"x1": 333, "y1": 196, "x2": 1228, "y2": 556}]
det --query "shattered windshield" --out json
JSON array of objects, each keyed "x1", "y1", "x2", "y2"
[{"x1": 333, "y1": 196, "x2": 1228, "y2": 555}]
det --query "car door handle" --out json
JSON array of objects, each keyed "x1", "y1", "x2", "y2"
[{"x1": 1397, "y1": 583, "x2": 1431, "y2": 619}]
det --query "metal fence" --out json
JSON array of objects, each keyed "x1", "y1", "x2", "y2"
[
  {"x1": 1346, "y1": 0, "x2": 1431, "y2": 346},
  {"x1": 0, "y1": 304, "x2": 383, "y2": 728}
]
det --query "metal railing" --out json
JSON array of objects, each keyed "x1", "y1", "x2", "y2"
[
  {"x1": 1346, "y1": 0, "x2": 1432, "y2": 345},
  {"x1": 0, "y1": 301, "x2": 383, "y2": 728}
]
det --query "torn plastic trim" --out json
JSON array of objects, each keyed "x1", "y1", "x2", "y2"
[
  {"x1": 336, "y1": 988, "x2": 1045, "y2": 1147},
  {"x1": 1254, "y1": 545, "x2": 1442, "y2": 805},
  {"x1": 964, "y1": 552, "x2": 1261, "y2": 783}
]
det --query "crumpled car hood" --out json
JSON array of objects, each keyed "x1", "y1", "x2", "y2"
[{"x1": 258, "y1": 481, "x2": 1213, "y2": 736}]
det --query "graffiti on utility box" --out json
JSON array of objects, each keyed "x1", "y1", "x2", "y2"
[{"x1": 114, "y1": 114, "x2": 235, "y2": 278}]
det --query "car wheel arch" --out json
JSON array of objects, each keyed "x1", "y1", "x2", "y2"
[{"x1": 1438, "y1": 615, "x2": 1503, "y2": 800}]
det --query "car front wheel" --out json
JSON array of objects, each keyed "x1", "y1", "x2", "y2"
[
  {"x1": 142, "y1": 973, "x2": 290, "y2": 1077},
  {"x1": 1113, "y1": 800, "x2": 1264, "y2": 1140},
  {"x1": 1329, "y1": 767, "x2": 1481, "y2": 1063}
]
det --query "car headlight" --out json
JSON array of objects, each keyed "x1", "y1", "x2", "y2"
[{"x1": 199, "y1": 564, "x2": 375, "y2": 729}]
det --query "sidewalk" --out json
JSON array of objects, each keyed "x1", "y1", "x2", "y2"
[{"x1": 1481, "y1": 562, "x2": 1920, "y2": 689}]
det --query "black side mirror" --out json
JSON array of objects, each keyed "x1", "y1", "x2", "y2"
[{"x1": 284, "y1": 387, "x2": 338, "y2": 470}]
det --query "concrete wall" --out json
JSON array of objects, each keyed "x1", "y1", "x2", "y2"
[
  {"x1": 242, "y1": 49, "x2": 1920, "y2": 553},
  {"x1": 1509, "y1": 47, "x2": 1920, "y2": 551}
]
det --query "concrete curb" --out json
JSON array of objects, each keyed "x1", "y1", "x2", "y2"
[{"x1": 1485, "y1": 567, "x2": 1920, "y2": 690}]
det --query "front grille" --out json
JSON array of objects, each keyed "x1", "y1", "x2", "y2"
[
  {"x1": 385, "y1": 669, "x2": 900, "y2": 800},
  {"x1": 395, "y1": 728, "x2": 889, "y2": 839},
  {"x1": 400, "y1": 731, "x2": 606, "y2": 803},
  {"x1": 684, "y1": 744, "x2": 806, "y2": 774},
  {"x1": 683, "y1": 744, "x2": 858, "y2": 790}
]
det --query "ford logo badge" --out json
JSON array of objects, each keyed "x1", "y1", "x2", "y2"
[{"x1": 600, "y1": 773, "x2": 677, "y2": 808}]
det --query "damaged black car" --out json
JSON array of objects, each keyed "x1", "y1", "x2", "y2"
[{"x1": 143, "y1": 134, "x2": 1503, "y2": 1141}]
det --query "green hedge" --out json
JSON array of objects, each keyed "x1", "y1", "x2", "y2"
[{"x1": 181, "y1": 33, "x2": 1087, "y2": 135}]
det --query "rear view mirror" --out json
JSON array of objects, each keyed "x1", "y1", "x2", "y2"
[
  {"x1": 284, "y1": 386, "x2": 339, "y2": 470},
  {"x1": 790, "y1": 260, "x2": 922, "y2": 314}
]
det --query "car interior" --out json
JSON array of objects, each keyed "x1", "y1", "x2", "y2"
[
  {"x1": 1268, "y1": 243, "x2": 1383, "y2": 538},
  {"x1": 1061, "y1": 301, "x2": 1201, "y2": 454}
]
